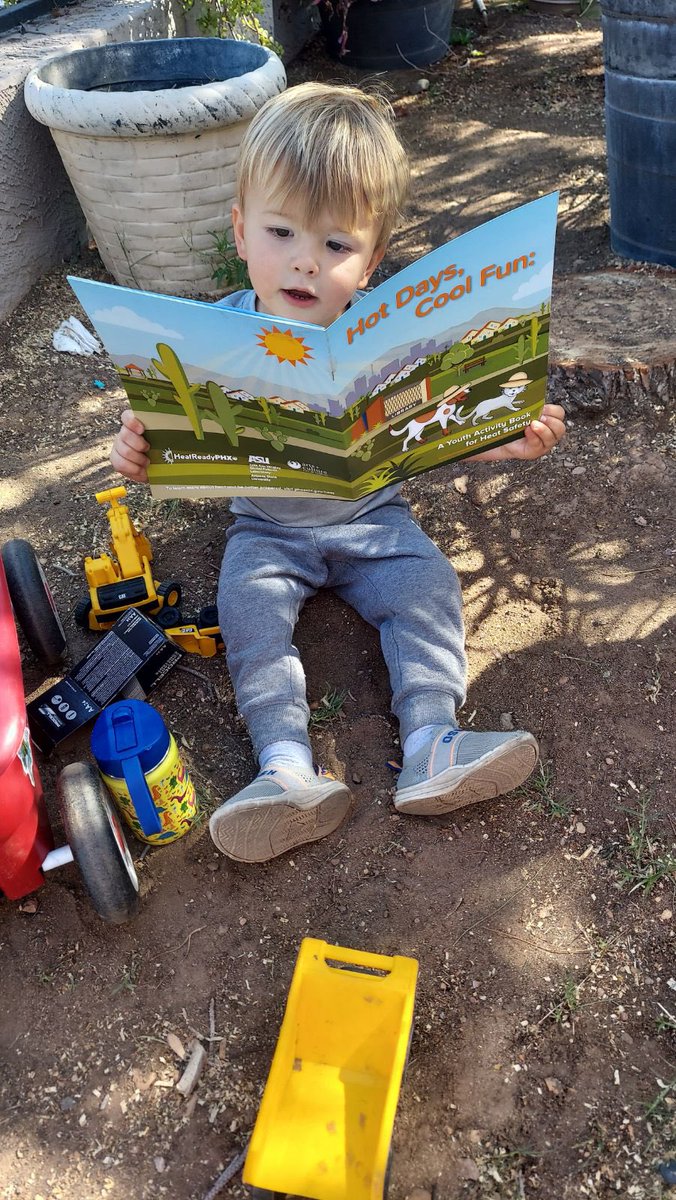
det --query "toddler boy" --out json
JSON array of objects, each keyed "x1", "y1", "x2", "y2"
[{"x1": 112, "y1": 83, "x2": 565, "y2": 864}]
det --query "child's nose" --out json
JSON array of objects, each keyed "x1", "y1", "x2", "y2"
[{"x1": 292, "y1": 243, "x2": 319, "y2": 275}]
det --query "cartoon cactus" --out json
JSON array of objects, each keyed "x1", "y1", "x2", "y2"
[
  {"x1": 151, "y1": 343, "x2": 204, "y2": 440},
  {"x1": 260, "y1": 426, "x2": 289, "y2": 452},
  {"x1": 256, "y1": 396, "x2": 272, "y2": 425},
  {"x1": 206, "y1": 382, "x2": 244, "y2": 447}
]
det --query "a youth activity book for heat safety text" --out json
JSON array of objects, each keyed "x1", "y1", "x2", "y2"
[{"x1": 69, "y1": 193, "x2": 558, "y2": 501}]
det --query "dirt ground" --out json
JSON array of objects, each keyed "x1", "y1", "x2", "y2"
[{"x1": 1, "y1": 2, "x2": 675, "y2": 1198}]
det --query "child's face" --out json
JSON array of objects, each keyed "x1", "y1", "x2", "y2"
[{"x1": 231, "y1": 187, "x2": 385, "y2": 328}]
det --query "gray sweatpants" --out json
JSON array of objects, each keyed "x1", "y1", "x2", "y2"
[{"x1": 217, "y1": 498, "x2": 467, "y2": 757}]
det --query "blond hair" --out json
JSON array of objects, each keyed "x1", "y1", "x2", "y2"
[{"x1": 237, "y1": 82, "x2": 410, "y2": 252}]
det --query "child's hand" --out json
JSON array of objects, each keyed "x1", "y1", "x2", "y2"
[
  {"x1": 473, "y1": 404, "x2": 566, "y2": 463},
  {"x1": 110, "y1": 409, "x2": 150, "y2": 482}
]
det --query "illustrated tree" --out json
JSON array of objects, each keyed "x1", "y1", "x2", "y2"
[
  {"x1": 516, "y1": 333, "x2": 527, "y2": 365},
  {"x1": 313, "y1": 411, "x2": 328, "y2": 427},
  {"x1": 152, "y1": 343, "x2": 204, "y2": 439},
  {"x1": 441, "y1": 342, "x2": 472, "y2": 370}
]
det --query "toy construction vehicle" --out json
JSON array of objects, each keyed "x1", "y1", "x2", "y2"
[
  {"x1": 76, "y1": 487, "x2": 182, "y2": 632},
  {"x1": 153, "y1": 604, "x2": 224, "y2": 658},
  {"x1": 244, "y1": 938, "x2": 418, "y2": 1200}
]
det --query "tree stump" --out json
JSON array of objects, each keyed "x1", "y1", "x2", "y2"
[{"x1": 547, "y1": 271, "x2": 676, "y2": 414}]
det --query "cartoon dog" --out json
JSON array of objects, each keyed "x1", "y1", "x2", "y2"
[
  {"x1": 390, "y1": 385, "x2": 469, "y2": 452},
  {"x1": 463, "y1": 372, "x2": 531, "y2": 426}
]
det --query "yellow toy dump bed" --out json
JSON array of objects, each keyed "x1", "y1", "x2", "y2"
[{"x1": 244, "y1": 938, "x2": 418, "y2": 1200}]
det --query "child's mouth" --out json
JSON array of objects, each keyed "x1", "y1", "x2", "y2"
[{"x1": 283, "y1": 288, "x2": 316, "y2": 304}]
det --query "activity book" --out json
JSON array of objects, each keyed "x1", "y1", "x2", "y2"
[{"x1": 70, "y1": 193, "x2": 558, "y2": 502}]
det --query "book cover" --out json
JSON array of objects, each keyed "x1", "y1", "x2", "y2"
[{"x1": 69, "y1": 192, "x2": 558, "y2": 501}]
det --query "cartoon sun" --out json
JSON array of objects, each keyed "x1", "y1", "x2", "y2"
[{"x1": 257, "y1": 326, "x2": 313, "y2": 367}]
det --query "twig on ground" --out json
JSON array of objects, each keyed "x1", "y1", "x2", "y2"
[
  {"x1": 178, "y1": 926, "x2": 206, "y2": 955},
  {"x1": 202, "y1": 1141, "x2": 250, "y2": 1200},
  {"x1": 208, "y1": 996, "x2": 216, "y2": 1056}
]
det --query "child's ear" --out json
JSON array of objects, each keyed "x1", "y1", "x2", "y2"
[
  {"x1": 358, "y1": 245, "x2": 386, "y2": 289},
  {"x1": 231, "y1": 203, "x2": 247, "y2": 260}
]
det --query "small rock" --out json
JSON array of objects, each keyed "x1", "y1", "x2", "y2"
[
  {"x1": 453, "y1": 473, "x2": 468, "y2": 495},
  {"x1": 634, "y1": 515, "x2": 648, "y2": 526},
  {"x1": 544, "y1": 1076, "x2": 564, "y2": 1096},
  {"x1": 571, "y1": 465, "x2": 586, "y2": 475},
  {"x1": 166, "y1": 1032, "x2": 186, "y2": 1061},
  {"x1": 660, "y1": 909, "x2": 672, "y2": 922},
  {"x1": 59, "y1": 1097, "x2": 76, "y2": 1112},
  {"x1": 352, "y1": 773, "x2": 362, "y2": 784},
  {"x1": 576, "y1": 821, "x2": 586, "y2": 834},
  {"x1": 411, "y1": 77, "x2": 430, "y2": 93},
  {"x1": 239, "y1": 916, "x2": 247, "y2": 926},
  {"x1": 499, "y1": 712, "x2": 514, "y2": 730},
  {"x1": 458, "y1": 1158, "x2": 481, "y2": 1181},
  {"x1": 154, "y1": 1157, "x2": 166, "y2": 1174}
]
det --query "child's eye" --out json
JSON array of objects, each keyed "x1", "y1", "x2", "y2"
[
  {"x1": 327, "y1": 240, "x2": 350, "y2": 254},
  {"x1": 268, "y1": 226, "x2": 292, "y2": 239}
]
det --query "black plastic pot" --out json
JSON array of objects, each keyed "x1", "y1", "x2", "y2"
[{"x1": 320, "y1": 0, "x2": 456, "y2": 70}]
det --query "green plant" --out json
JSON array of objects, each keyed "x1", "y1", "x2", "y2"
[
  {"x1": 181, "y1": 0, "x2": 280, "y2": 51},
  {"x1": 552, "y1": 975, "x2": 580, "y2": 1024},
  {"x1": 519, "y1": 760, "x2": 570, "y2": 819},
  {"x1": 209, "y1": 229, "x2": 252, "y2": 292},
  {"x1": 309, "y1": 685, "x2": 347, "y2": 727},
  {"x1": 450, "y1": 26, "x2": 474, "y2": 45},
  {"x1": 617, "y1": 792, "x2": 676, "y2": 895}
]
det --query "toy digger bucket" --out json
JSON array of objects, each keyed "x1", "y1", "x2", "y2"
[{"x1": 244, "y1": 937, "x2": 418, "y2": 1200}]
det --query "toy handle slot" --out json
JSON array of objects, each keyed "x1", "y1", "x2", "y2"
[{"x1": 322, "y1": 944, "x2": 393, "y2": 978}]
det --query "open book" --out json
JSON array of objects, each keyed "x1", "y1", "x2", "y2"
[{"x1": 70, "y1": 193, "x2": 558, "y2": 501}]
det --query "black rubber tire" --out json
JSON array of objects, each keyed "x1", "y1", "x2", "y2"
[
  {"x1": 154, "y1": 605, "x2": 182, "y2": 630},
  {"x1": 197, "y1": 603, "x2": 219, "y2": 629},
  {"x1": 57, "y1": 762, "x2": 140, "y2": 925},
  {"x1": 2, "y1": 538, "x2": 67, "y2": 665},
  {"x1": 250, "y1": 1190, "x2": 286, "y2": 1199},
  {"x1": 158, "y1": 579, "x2": 182, "y2": 609},
  {"x1": 75, "y1": 596, "x2": 93, "y2": 629}
]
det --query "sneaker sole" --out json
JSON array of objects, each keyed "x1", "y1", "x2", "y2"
[
  {"x1": 209, "y1": 781, "x2": 353, "y2": 863},
  {"x1": 394, "y1": 735, "x2": 538, "y2": 816}
]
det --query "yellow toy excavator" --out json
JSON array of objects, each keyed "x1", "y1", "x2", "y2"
[{"x1": 75, "y1": 487, "x2": 181, "y2": 631}]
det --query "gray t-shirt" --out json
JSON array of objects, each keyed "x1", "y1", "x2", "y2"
[{"x1": 215, "y1": 289, "x2": 402, "y2": 527}]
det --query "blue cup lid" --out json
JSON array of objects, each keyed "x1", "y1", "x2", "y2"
[{"x1": 91, "y1": 699, "x2": 170, "y2": 777}]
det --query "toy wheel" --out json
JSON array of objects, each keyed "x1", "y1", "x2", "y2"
[
  {"x1": 2, "y1": 538, "x2": 67, "y2": 665},
  {"x1": 75, "y1": 596, "x2": 92, "y2": 629},
  {"x1": 158, "y1": 579, "x2": 182, "y2": 609},
  {"x1": 57, "y1": 762, "x2": 139, "y2": 925},
  {"x1": 197, "y1": 603, "x2": 219, "y2": 628},
  {"x1": 154, "y1": 605, "x2": 182, "y2": 630}
]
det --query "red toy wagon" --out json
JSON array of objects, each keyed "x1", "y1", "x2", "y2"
[{"x1": 0, "y1": 539, "x2": 139, "y2": 923}]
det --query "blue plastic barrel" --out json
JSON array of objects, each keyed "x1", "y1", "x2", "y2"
[{"x1": 600, "y1": 0, "x2": 676, "y2": 267}]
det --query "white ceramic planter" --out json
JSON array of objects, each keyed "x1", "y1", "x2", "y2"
[{"x1": 24, "y1": 38, "x2": 285, "y2": 295}]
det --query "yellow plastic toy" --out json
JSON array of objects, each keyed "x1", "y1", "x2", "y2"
[
  {"x1": 244, "y1": 938, "x2": 418, "y2": 1200},
  {"x1": 75, "y1": 487, "x2": 181, "y2": 631}
]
